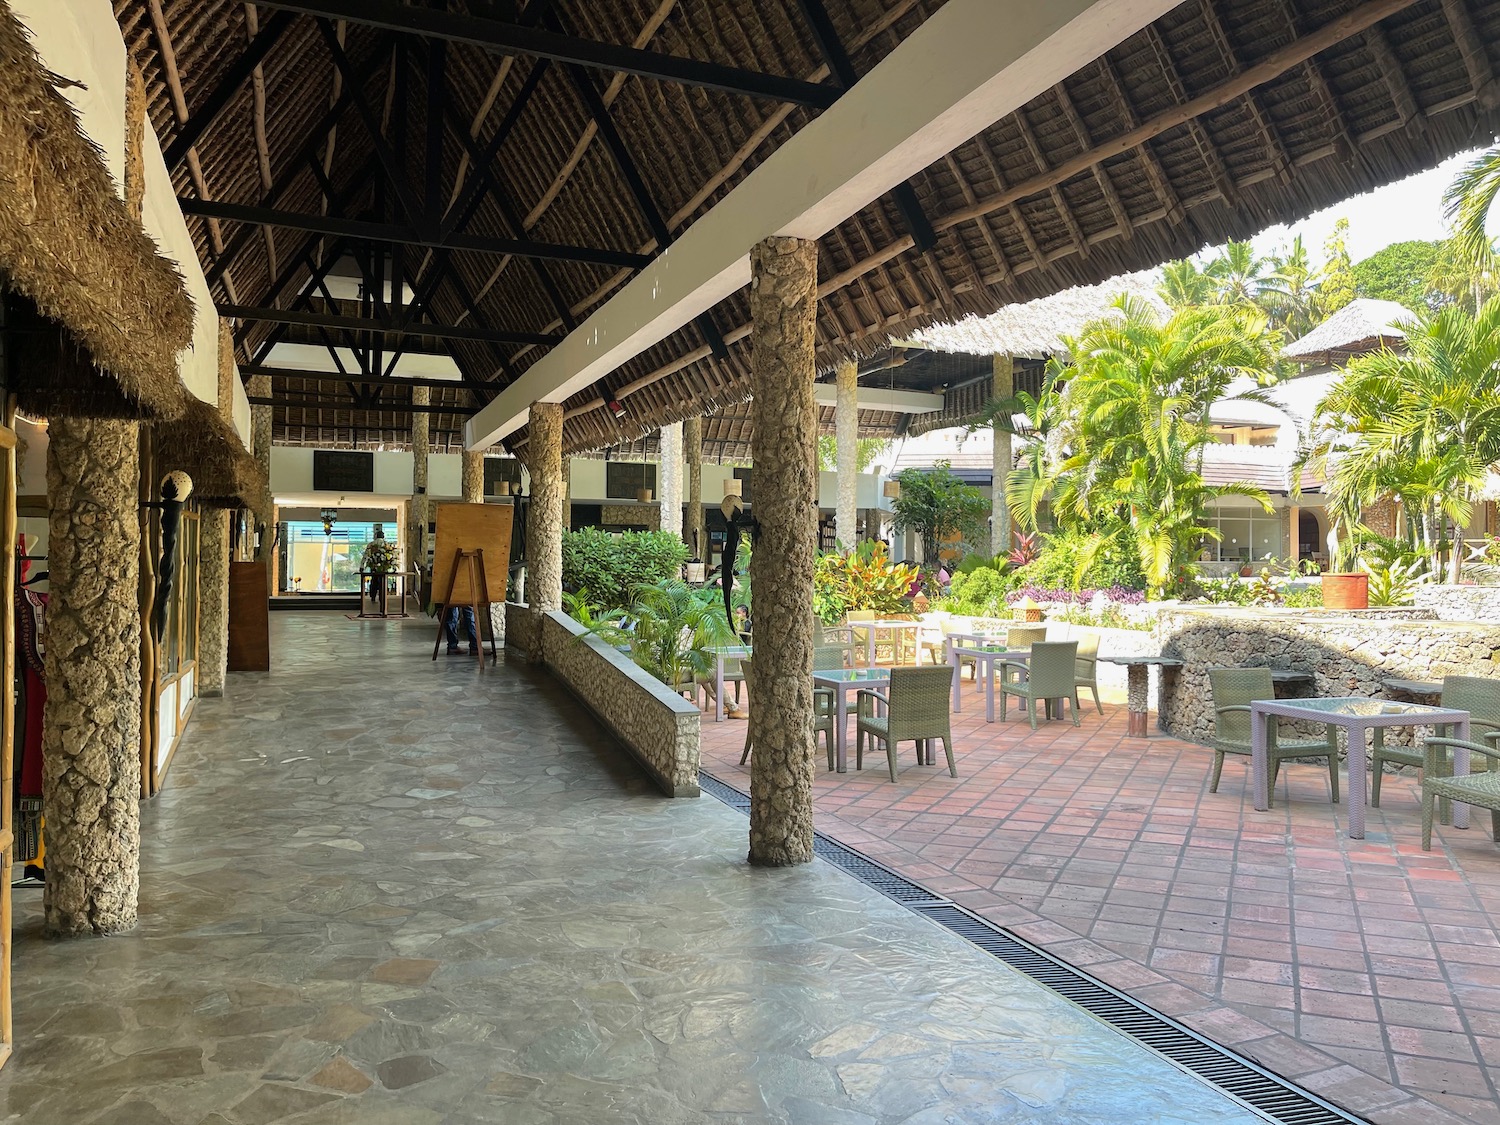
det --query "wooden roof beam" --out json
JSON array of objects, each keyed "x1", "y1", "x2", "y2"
[
  {"x1": 1012, "y1": 105, "x2": 1091, "y2": 255},
  {"x1": 1198, "y1": 0, "x2": 1293, "y2": 185},
  {"x1": 221, "y1": 303, "x2": 561, "y2": 347},
  {"x1": 1439, "y1": 0, "x2": 1500, "y2": 108},
  {"x1": 1142, "y1": 24, "x2": 1240, "y2": 207},
  {"x1": 1095, "y1": 53, "x2": 1183, "y2": 225},
  {"x1": 1363, "y1": 22, "x2": 1424, "y2": 132},
  {"x1": 1052, "y1": 80, "x2": 1133, "y2": 236},
  {"x1": 261, "y1": 0, "x2": 838, "y2": 107},
  {"x1": 250, "y1": 394, "x2": 471, "y2": 415}
]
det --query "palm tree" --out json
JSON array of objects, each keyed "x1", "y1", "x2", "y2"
[
  {"x1": 1159, "y1": 257, "x2": 1216, "y2": 308},
  {"x1": 1444, "y1": 146, "x2": 1500, "y2": 269},
  {"x1": 1010, "y1": 296, "x2": 1280, "y2": 595},
  {"x1": 1261, "y1": 235, "x2": 1320, "y2": 337},
  {"x1": 1303, "y1": 298, "x2": 1500, "y2": 580},
  {"x1": 581, "y1": 579, "x2": 735, "y2": 690},
  {"x1": 1210, "y1": 240, "x2": 1271, "y2": 308}
]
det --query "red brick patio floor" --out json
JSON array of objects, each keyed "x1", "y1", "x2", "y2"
[{"x1": 701, "y1": 687, "x2": 1500, "y2": 1125}]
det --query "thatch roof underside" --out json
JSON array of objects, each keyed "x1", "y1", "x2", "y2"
[
  {"x1": 155, "y1": 395, "x2": 268, "y2": 508},
  {"x1": 0, "y1": 1, "x2": 192, "y2": 420},
  {"x1": 120, "y1": 0, "x2": 1500, "y2": 457},
  {"x1": 1281, "y1": 294, "x2": 1415, "y2": 362}
]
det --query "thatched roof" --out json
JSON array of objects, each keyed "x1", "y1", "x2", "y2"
[
  {"x1": 1281, "y1": 296, "x2": 1415, "y2": 363},
  {"x1": 121, "y1": 0, "x2": 1500, "y2": 455},
  {"x1": 0, "y1": 1, "x2": 191, "y2": 419},
  {"x1": 154, "y1": 395, "x2": 267, "y2": 509},
  {"x1": 906, "y1": 272, "x2": 1167, "y2": 360}
]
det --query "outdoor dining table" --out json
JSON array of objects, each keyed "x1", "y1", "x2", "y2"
[
  {"x1": 707, "y1": 644, "x2": 752, "y2": 723},
  {"x1": 813, "y1": 667, "x2": 891, "y2": 772},
  {"x1": 1249, "y1": 696, "x2": 1473, "y2": 839},
  {"x1": 948, "y1": 642, "x2": 1031, "y2": 721},
  {"x1": 1100, "y1": 655, "x2": 1183, "y2": 737},
  {"x1": 858, "y1": 619, "x2": 921, "y2": 667}
]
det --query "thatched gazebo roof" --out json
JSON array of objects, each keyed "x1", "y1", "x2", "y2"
[
  {"x1": 905, "y1": 272, "x2": 1167, "y2": 361},
  {"x1": 0, "y1": 1, "x2": 192, "y2": 420},
  {"x1": 119, "y1": 0, "x2": 1500, "y2": 455},
  {"x1": 153, "y1": 396, "x2": 268, "y2": 509},
  {"x1": 1281, "y1": 296, "x2": 1415, "y2": 364}
]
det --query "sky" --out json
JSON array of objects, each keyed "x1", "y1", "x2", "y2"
[{"x1": 1235, "y1": 149, "x2": 1485, "y2": 265}]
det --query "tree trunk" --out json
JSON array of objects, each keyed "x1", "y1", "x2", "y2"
[
  {"x1": 526, "y1": 402, "x2": 564, "y2": 655},
  {"x1": 747, "y1": 236, "x2": 818, "y2": 868},
  {"x1": 407, "y1": 387, "x2": 430, "y2": 574},
  {"x1": 684, "y1": 417, "x2": 705, "y2": 560},
  {"x1": 43, "y1": 417, "x2": 143, "y2": 936},
  {"x1": 462, "y1": 450, "x2": 485, "y2": 504},
  {"x1": 991, "y1": 354, "x2": 1013, "y2": 555}
]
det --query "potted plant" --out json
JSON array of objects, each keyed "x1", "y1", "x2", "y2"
[{"x1": 1320, "y1": 521, "x2": 1368, "y2": 610}]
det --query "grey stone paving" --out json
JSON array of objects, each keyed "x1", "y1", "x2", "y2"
[{"x1": 0, "y1": 613, "x2": 1262, "y2": 1124}]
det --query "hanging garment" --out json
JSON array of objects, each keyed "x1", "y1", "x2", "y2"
[{"x1": 14, "y1": 586, "x2": 45, "y2": 863}]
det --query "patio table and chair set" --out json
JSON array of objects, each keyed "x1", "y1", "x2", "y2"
[{"x1": 700, "y1": 610, "x2": 1500, "y2": 853}]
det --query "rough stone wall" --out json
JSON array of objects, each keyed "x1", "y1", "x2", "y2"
[
  {"x1": 747, "y1": 236, "x2": 818, "y2": 866},
  {"x1": 992, "y1": 356, "x2": 1013, "y2": 555},
  {"x1": 197, "y1": 508, "x2": 230, "y2": 697},
  {"x1": 407, "y1": 387, "x2": 430, "y2": 573},
  {"x1": 835, "y1": 356, "x2": 858, "y2": 548},
  {"x1": 43, "y1": 417, "x2": 143, "y2": 936},
  {"x1": 461, "y1": 450, "x2": 485, "y2": 503},
  {"x1": 684, "y1": 416, "x2": 705, "y2": 559},
  {"x1": 248, "y1": 374, "x2": 273, "y2": 585},
  {"x1": 602, "y1": 504, "x2": 660, "y2": 531},
  {"x1": 1413, "y1": 586, "x2": 1500, "y2": 624},
  {"x1": 504, "y1": 601, "x2": 539, "y2": 656},
  {"x1": 540, "y1": 612, "x2": 700, "y2": 796},
  {"x1": 1158, "y1": 607, "x2": 1500, "y2": 744},
  {"x1": 658, "y1": 422, "x2": 683, "y2": 539},
  {"x1": 526, "y1": 403, "x2": 565, "y2": 650}
]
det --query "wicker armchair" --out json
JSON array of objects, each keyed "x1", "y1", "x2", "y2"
[
  {"x1": 914, "y1": 612, "x2": 952, "y2": 665},
  {"x1": 940, "y1": 617, "x2": 979, "y2": 680},
  {"x1": 1074, "y1": 631, "x2": 1102, "y2": 715},
  {"x1": 1372, "y1": 675, "x2": 1500, "y2": 808},
  {"x1": 1417, "y1": 729, "x2": 1500, "y2": 850},
  {"x1": 997, "y1": 641, "x2": 1080, "y2": 729},
  {"x1": 1007, "y1": 624, "x2": 1048, "y2": 648},
  {"x1": 1207, "y1": 668, "x2": 1338, "y2": 805},
  {"x1": 814, "y1": 620, "x2": 859, "y2": 667},
  {"x1": 855, "y1": 666, "x2": 957, "y2": 782},
  {"x1": 738, "y1": 658, "x2": 836, "y2": 770},
  {"x1": 845, "y1": 609, "x2": 877, "y2": 666}
]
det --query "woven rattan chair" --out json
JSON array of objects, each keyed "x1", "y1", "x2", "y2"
[
  {"x1": 913, "y1": 612, "x2": 951, "y2": 665},
  {"x1": 940, "y1": 616, "x2": 979, "y2": 680},
  {"x1": 814, "y1": 622, "x2": 858, "y2": 668},
  {"x1": 1207, "y1": 668, "x2": 1338, "y2": 805},
  {"x1": 1074, "y1": 631, "x2": 1103, "y2": 715},
  {"x1": 738, "y1": 658, "x2": 836, "y2": 770},
  {"x1": 813, "y1": 642, "x2": 851, "y2": 670},
  {"x1": 1372, "y1": 675, "x2": 1500, "y2": 808},
  {"x1": 854, "y1": 666, "x2": 957, "y2": 782},
  {"x1": 845, "y1": 610, "x2": 877, "y2": 666},
  {"x1": 1418, "y1": 729, "x2": 1500, "y2": 850},
  {"x1": 1007, "y1": 624, "x2": 1048, "y2": 648},
  {"x1": 997, "y1": 641, "x2": 1080, "y2": 729}
]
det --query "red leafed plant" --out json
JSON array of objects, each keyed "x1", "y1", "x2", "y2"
[{"x1": 1007, "y1": 531, "x2": 1041, "y2": 568}]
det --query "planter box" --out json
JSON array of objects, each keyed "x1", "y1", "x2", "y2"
[{"x1": 1322, "y1": 572, "x2": 1369, "y2": 610}]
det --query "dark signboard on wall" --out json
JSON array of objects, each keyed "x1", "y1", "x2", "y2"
[
  {"x1": 312, "y1": 450, "x2": 374, "y2": 493},
  {"x1": 605, "y1": 461, "x2": 657, "y2": 499},
  {"x1": 483, "y1": 456, "x2": 524, "y2": 494}
]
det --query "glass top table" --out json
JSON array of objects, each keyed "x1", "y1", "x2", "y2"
[
  {"x1": 850, "y1": 620, "x2": 920, "y2": 667},
  {"x1": 946, "y1": 643, "x2": 1030, "y2": 721},
  {"x1": 1249, "y1": 696, "x2": 1473, "y2": 839},
  {"x1": 813, "y1": 667, "x2": 892, "y2": 771}
]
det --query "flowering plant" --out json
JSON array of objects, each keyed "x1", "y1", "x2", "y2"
[{"x1": 361, "y1": 539, "x2": 398, "y2": 573}]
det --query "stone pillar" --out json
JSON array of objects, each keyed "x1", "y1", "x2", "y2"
[
  {"x1": 992, "y1": 354, "x2": 1013, "y2": 556},
  {"x1": 835, "y1": 355, "x2": 858, "y2": 549},
  {"x1": 526, "y1": 402, "x2": 564, "y2": 655},
  {"x1": 198, "y1": 509, "x2": 230, "y2": 697},
  {"x1": 747, "y1": 236, "x2": 818, "y2": 868},
  {"x1": 248, "y1": 373, "x2": 274, "y2": 588},
  {"x1": 684, "y1": 416, "x2": 705, "y2": 560},
  {"x1": 462, "y1": 449, "x2": 485, "y2": 504},
  {"x1": 43, "y1": 417, "x2": 143, "y2": 935},
  {"x1": 658, "y1": 421, "x2": 683, "y2": 539},
  {"x1": 407, "y1": 386, "x2": 430, "y2": 573}
]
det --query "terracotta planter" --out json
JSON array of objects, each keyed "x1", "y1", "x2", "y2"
[{"x1": 1321, "y1": 572, "x2": 1368, "y2": 610}]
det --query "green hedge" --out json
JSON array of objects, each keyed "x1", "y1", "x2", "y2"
[{"x1": 562, "y1": 528, "x2": 689, "y2": 609}]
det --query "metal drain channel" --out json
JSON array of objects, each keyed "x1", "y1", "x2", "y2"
[{"x1": 698, "y1": 770, "x2": 1367, "y2": 1125}]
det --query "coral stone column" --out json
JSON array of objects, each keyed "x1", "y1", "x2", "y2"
[
  {"x1": 835, "y1": 355, "x2": 858, "y2": 549},
  {"x1": 407, "y1": 387, "x2": 430, "y2": 574},
  {"x1": 462, "y1": 449, "x2": 486, "y2": 504},
  {"x1": 248, "y1": 373, "x2": 274, "y2": 589},
  {"x1": 658, "y1": 421, "x2": 683, "y2": 539},
  {"x1": 991, "y1": 354, "x2": 1013, "y2": 556},
  {"x1": 684, "y1": 416, "x2": 705, "y2": 560},
  {"x1": 199, "y1": 322, "x2": 235, "y2": 697},
  {"x1": 747, "y1": 235, "x2": 819, "y2": 867},
  {"x1": 43, "y1": 417, "x2": 144, "y2": 935},
  {"x1": 525, "y1": 402, "x2": 564, "y2": 656}
]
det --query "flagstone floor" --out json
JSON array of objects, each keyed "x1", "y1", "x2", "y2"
[
  {"x1": 700, "y1": 666, "x2": 1500, "y2": 1125},
  {"x1": 0, "y1": 613, "x2": 1260, "y2": 1125}
]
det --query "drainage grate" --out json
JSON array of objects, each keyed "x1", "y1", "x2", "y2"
[{"x1": 698, "y1": 770, "x2": 1367, "y2": 1125}]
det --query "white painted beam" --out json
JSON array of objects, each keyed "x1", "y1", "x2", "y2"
[
  {"x1": 465, "y1": 0, "x2": 1175, "y2": 449},
  {"x1": 263, "y1": 342, "x2": 465, "y2": 380},
  {"x1": 812, "y1": 384, "x2": 943, "y2": 414}
]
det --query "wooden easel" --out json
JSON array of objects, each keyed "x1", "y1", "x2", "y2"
[{"x1": 430, "y1": 548, "x2": 498, "y2": 667}]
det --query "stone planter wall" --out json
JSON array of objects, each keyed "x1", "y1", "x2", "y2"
[
  {"x1": 1413, "y1": 586, "x2": 1500, "y2": 624},
  {"x1": 504, "y1": 601, "x2": 540, "y2": 656},
  {"x1": 537, "y1": 611, "x2": 700, "y2": 797},
  {"x1": 1158, "y1": 606, "x2": 1500, "y2": 744}
]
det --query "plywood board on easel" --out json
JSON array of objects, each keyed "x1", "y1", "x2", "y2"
[{"x1": 431, "y1": 503, "x2": 513, "y2": 603}]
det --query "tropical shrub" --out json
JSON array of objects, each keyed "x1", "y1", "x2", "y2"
[
  {"x1": 945, "y1": 566, "x2": 1018, "y2": 616},
  {"x1": 1051, "y1": 605, "x2": 1153, "y2": 632},
  {"x1": 561, "y1": 528, "x2": 689, "y2": 608},
  {"x1": 813, "y1": 541, "x2": 920, "y2": 623},
  {"x1": 1359, "y1": 558, "x2": 1431, "y2": 607},
  {"x1": 1025, "y1": 527, "x2": 1147, "y2": 593},
  {"x1": 580, "y1": 580, "x2": 734, "y2": 688},
  {"x1": 890, "y1": 461, "x2": 990, "y2": 564},
  {"x1": 1282, "y1": 585, "x2": 1324, "y2": 609}
]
